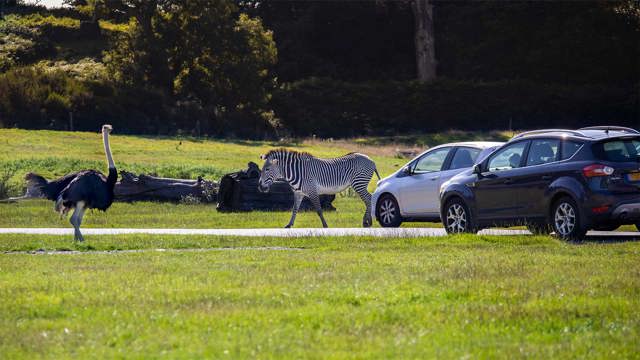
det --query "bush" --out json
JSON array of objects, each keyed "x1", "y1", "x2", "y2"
[{"x1": 272, "y1": 78, "x2": 638, "y2": 137}]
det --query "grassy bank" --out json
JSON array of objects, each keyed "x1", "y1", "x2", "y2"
[
  {"x1": 0, "y1": 128, "x2": 511, "y2": 195},
  {"x1": 1, "y1": 234, "x2": 639, "y2": 358}
]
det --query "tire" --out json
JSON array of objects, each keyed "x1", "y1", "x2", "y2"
[
  {"x1": 527, "y1": 221, "x2": 551, "y2": 235},
  {"x1": 593, "y1": 224, "x2": 619, "y2": 232},
  {"x1": 376, "y1": 194, "x2": 402, "y2": 228},
  {"x1": 551, "y1": 196, "x2": 587, "y2": 241},
  {"x1": 443, "y1": 198, "x2": 477, "y2": 234}
]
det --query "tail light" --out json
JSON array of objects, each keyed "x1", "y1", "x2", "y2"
[
  {"x1": 582, "y1": 164, "x2": 614, "y2": 178},
  {"x1": 591, "y1": 205, "x2": 610, "y2": 214}
]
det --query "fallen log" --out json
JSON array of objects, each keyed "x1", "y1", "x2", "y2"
[
  {"x1": 6, "y1": 171, "x2": 217, "y2": 204},
  {"x1": 216, "y1": 162, "x2": 335, "y2": 212},
  {"x1": 114, "y1": 171, "x2": 217, "y2": 203}
]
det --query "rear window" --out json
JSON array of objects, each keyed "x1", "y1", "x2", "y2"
[
  {"x1": 561, "y1": 140, "x2": 583, "y2": 160},
  {"x1": 449, "y1": 147, "x2": 481, "y2": 170},
  {"x1": 592, "y1": 138, "x2": 640, "y2": 162}
]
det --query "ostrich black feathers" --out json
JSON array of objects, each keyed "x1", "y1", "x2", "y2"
[{"x1": 25, "y1": 168, "x2": 118, "y2": 212}]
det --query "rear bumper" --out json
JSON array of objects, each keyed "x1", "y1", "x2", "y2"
[
  {"x1": 586, "y1": 196, "x2": 640, "y2": 226},
  {"x1": 611, "y1": 202, "x2": 640, "y2": 221}
]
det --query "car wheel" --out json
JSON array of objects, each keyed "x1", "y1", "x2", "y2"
[
  {"x1": 443, "y1": 198, "x2": 477, "y2": 234},
  {"x1": 526, "y1": 221, "x2": 551, "y2": 235},
  {"x1": 376, "y1": 195, "x2": 402, "y2": 228},
  {"x1": 551, "y1": 197, "x2": 587, "y2": 241},
  {"x1": 593, "y1": 225, "x2": 619, "y2": 232}
]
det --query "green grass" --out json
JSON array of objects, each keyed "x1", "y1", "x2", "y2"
[
  {"x1": 0, "y1": 128, "x2": 414, "y2": 194},
  {"x1": 1, "y1": 128, "x2": 639, "y2": 358},
  {"x1": 0, "y1": 197, "x2": 441, "y2": 229},
  {"x1": 0, "y1": 128, "x2": 439, "y2": 229},
  {"x1": 1, "y1": 235, "x2": 639, "y2": 358}
]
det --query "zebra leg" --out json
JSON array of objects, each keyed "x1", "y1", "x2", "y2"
[
  {"x1": 353, "y1": 183, "x2": 373, "y2": 228},
  {"x1": 309, "y1": 194, "x2": 328, "y2": 228},
  {"x1": 286, "y1": 192, "x2": 305, "y2": 228}
]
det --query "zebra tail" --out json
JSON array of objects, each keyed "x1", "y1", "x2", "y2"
[{"x1": 374, "y1": 168, "x2": 381, "y2": 180}]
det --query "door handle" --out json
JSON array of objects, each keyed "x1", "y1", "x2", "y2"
[
  {"x1": 430, "y1": 176, "x2": 438, "y2": 181},
  {"x1": 541, "y1": 175, "x2": 552, "y2": 180},
  {"x1": 503, "y1": 178, "x2": 514, "y2": 185}
]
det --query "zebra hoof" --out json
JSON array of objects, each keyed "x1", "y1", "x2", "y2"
[{"x1": 284, "y1": 224, "x2": 292, "y2": 229}]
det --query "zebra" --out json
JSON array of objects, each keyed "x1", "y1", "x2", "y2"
[{"x1": 258, "y1": 149, "x2": 380, "y2": 228}]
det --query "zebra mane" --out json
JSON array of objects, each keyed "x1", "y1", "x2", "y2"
[{"x1": 264, "y1": 148, "x2": 314, "y2": 160}]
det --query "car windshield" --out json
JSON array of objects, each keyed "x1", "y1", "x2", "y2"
[{"x1": 592, "y1": 138, "x2": 640, "y2": 162}]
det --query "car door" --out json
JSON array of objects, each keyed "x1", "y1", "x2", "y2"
[
  {"x1": 474, "y1": 141, "x2": 530, "y2": 221},
  {"x1": 512, "y1": 138, "x2": 562, "y2": 218},
  {"x1": 398, "y1": 147, "x2": 453, "y2": 215}
]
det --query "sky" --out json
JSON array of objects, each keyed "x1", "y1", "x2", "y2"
[{"x1": 25, "y1": 0, "x2": 66, "y2": 8}]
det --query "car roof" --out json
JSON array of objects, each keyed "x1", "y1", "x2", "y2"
[
  {"x1": 512, "y1": 126, "x2": 640, "y2": 142},
  {"x1": 432, "y1": 141, "x2": 504, "y2": 149}
]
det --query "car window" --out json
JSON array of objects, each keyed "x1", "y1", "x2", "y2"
[
  {"x1": 526, "y1": 139, "x2": 559, "y2": 166},
  {"x1": 413, "y1": 147, "x2": 450, "y2": 173},
  {"x1": 487, "y1": 141, "x2": 528, "y2": 171},
  {"x1": 449, "y1": 147, "x2": 481, "y2": 170},
  {"x1": 592, "y1": 138, "x2": 640, "y2": 162},
  {"x1": 561, "y1": 140, "x2": 583, "y2": 160}
]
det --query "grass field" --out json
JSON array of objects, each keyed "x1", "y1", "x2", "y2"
[
  {"x1": 0, "y1": 128, "x2": 512, "y2": 195},
  {"x1": 1, "y1": 129, "x2": 639, "y2": 358},
  {"x1": 1, "y1": 235, "x2": 639, "y2": 358}
]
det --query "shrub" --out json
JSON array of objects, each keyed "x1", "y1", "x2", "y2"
[{"x1": 272, "y1": 78, "x2": 638, "y2": 137}]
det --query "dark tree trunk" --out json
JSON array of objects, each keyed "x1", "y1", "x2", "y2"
[{"x1": 412, "y1": 0, "x2": 436, "y2": 82}]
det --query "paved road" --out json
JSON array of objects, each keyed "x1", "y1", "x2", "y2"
[{"x1": 0, "y1": 227, "x2": 638, "y2": 238}]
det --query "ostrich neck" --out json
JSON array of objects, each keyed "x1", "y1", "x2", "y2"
[{"x1": 103, "y1": 131, "x2": 115, "y2": 169}]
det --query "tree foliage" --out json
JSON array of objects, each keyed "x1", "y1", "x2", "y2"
[
  {"x1": 104, "y1": 0, "x2": 277, "y2": 137},
  {"x1": 0, "y1": 1, "x2": 637, "y2": 137}
]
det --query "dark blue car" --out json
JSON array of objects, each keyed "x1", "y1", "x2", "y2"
[{"x1": 440, "y1": 126, "x2": 640, "y2": 240}]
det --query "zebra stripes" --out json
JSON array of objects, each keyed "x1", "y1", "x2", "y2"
[{"x1": 258, "y1": 149, "x2": 380, "y2": 228}]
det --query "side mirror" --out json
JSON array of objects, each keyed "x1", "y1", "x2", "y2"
[
  {"x1": 472, "y1": 164, "x2": 482, "y2": 175},
  {"x1": 402, "y1": 166, "x2": 412, "y2": 175}
]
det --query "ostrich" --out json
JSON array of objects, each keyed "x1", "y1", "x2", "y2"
[{"x1": 25, "y1": 125, "x2": 117, "y2": 241}]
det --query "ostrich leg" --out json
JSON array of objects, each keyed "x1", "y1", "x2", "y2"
[{"x1": 70, "y1": 201, "x2": 86, "y2": 241}]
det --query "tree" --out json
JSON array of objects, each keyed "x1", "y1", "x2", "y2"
[
  {"x1": 411, "y1": 0, "x2": 436, "y2": 82},
  {"x1": 105, "y1": 0, "x2": 277, "y2": 137}
]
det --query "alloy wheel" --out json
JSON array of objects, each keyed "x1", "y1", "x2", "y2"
[
  {"x1": 554, "y1": 202, "x2": 576, "y2": 236},
  {"x1": 379, "y1": 199, "x2": 397, "y2": 225},
  {"x1": 446, "y1": 203, "x2": 468, "y2": 233}
]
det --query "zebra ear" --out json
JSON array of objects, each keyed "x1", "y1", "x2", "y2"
[{"x1": 260, "y1": 154, "x2": 266, "y2": 160}]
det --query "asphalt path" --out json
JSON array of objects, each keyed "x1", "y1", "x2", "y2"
[{"x1": 0, "y1": 227, "x2": 638, "y2": 238}]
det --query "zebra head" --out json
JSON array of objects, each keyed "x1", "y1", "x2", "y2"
[{"x1": 258, "y1": 153, "x2": 283, "y2": 193}]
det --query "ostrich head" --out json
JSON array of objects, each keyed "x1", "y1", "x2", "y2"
[{"x1": 102, "y1": 124, "x2": 113, "y2": 134}]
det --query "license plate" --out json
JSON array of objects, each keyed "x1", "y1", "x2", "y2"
[{"x1": 628, "y1": 172, "x2": 640, "y2": 182}]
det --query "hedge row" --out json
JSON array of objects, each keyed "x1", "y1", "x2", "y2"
[
  {"x1": 272, "y1": 78, "x2": 638, "y2": 137},
  {"x1": 1, "y1": 71, "x2": 637, "y2": 138}
]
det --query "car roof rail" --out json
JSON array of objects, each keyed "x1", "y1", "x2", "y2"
[
  {"x1": 578, "y1": 126, "x2": 640, "y2": 134},
  {"x1": 512, "y1": 129, "x2": 588, "y2": 139}
]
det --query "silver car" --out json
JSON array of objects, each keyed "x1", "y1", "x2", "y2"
[{"x1": 372, "y1": 141, "x2": 503, "y2": 227}]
